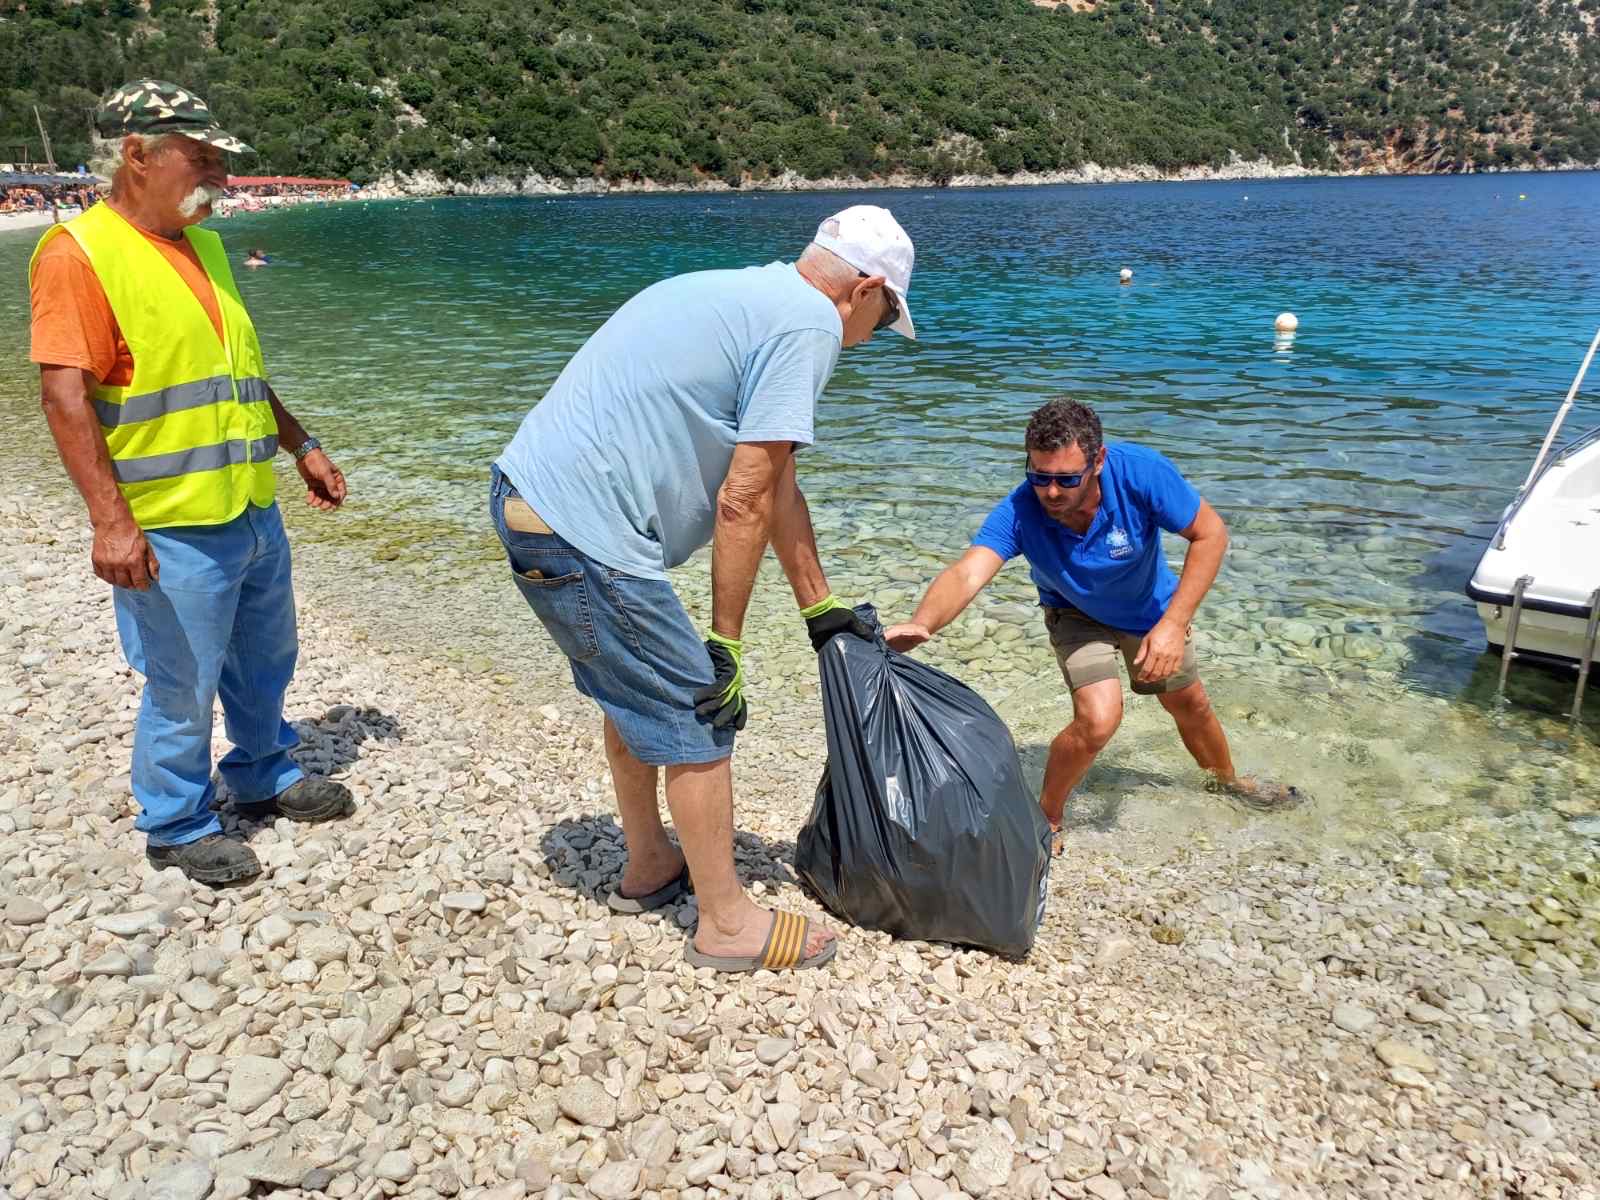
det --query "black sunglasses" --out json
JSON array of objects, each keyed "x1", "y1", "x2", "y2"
[
  {"x1": 860, "y1": 271, "x2": 900, "y2": 331},
  {"x1": 1026, "y1": 469, "x2": 1088, "y2": 490}
]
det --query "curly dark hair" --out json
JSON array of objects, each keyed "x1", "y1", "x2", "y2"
[{"x1": 1025, "y1": 398, "x2": 1102, "y2": 459}]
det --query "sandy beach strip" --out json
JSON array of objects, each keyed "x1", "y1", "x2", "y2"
[
  {"x1": 0, "y1": 209, "x2": 77, "y2": 236},
  {"x1": 0, "y1": 470, "x2": 1597, "y2": 1200}
]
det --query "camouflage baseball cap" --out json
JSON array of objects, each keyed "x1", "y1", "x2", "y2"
[{"x1": 94, "y1": 79, "x2": 254, "y2": 154}]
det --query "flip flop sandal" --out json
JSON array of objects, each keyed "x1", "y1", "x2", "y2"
[
  {"x1": 607, "y1": 865, "x2": 691, "y2": 914},
  {"x1": 684, "y1": 908, "x2": 836, "y2": 974}
]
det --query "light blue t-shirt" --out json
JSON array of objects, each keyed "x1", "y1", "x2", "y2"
[
  {"x1": 496, "y1": 263, "x2": 842, "y2": 579},
  {"x1": 974, "y1": 443, "x2": 1202, "y2": 634}
]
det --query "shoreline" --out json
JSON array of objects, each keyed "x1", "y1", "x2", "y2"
[
  {"x1": 2, "y1": 469, "x2": 1598, "y2": 1199},
  {"x1": 5, "y1": 159, "x2": 1592, "y2": 237},
  {"x1": 363, "y1": 156, "x2": 1598, "y2": 201}
]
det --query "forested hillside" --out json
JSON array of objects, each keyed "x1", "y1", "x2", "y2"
[{"x1": 3, "y1": 0, "x2": 1596, "y2": 185}]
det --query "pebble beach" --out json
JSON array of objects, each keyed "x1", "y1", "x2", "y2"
[
  {"x1": 3, "y1": 458, "x2": 1599, "y2": 1200},
  {"x1": 6, "y1": 176, "x2": 1600, "y2": 1200}
]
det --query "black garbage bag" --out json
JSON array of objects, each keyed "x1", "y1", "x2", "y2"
[{"x1": 795, "y1": 605, "x2": 1052, "y2": 958}]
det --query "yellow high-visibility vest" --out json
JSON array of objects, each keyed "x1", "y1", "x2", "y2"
[{"x1": 30, "y1": 202, "x2": 278, "y2": 529}]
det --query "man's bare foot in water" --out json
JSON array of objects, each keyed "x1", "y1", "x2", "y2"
[{"x1": 1208, "y1": 774, "x2": 1306, "y2": 812}]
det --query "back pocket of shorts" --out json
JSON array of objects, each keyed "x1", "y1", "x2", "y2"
[{"x1": 510, "y1": 562, "x2": 600, "y2": 663}]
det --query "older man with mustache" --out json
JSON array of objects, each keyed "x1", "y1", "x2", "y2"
[{"x1": 27, "y1": 80, "x2": 354, "y2": 885}]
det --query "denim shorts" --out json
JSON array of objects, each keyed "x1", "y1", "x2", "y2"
[{"x1": 489, "y1": 466, "x2": 733, "y2": 767}]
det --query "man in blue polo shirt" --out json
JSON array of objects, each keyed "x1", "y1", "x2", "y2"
[{"x1": 887, "y1": 397, "x2": 1289, "y2": 853}]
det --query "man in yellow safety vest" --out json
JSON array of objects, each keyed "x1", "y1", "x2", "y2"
[{"x1": 28, "y1": 80, "x2": 354, "y2": 885}]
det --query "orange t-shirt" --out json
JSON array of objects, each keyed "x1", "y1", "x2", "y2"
[{"x1": 29, "y1": 214, "x2": 227, "y2": 388}]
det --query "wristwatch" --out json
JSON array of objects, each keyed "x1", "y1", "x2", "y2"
[{"x1": 292, "y1": 436, "x2": 322, "y2": 461}]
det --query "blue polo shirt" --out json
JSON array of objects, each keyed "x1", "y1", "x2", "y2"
[{"x1": 974, "y1": 443, "x2": 1202, "y2": 634}]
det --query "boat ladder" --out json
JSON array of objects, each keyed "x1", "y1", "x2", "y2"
[{"x1": 1496, "y1": 578, "x2": 1600, "y2": 721}]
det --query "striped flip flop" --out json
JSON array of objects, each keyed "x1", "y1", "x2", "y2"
[
  {"x1": 684, "y1": 908, "x2": 836, "y2": 974},
  {"x1": 607, "y1": 864, "x2": 691, "y2": 914}
]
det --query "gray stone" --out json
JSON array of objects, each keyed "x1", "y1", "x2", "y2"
[
  {"x1": 254, "y1": 913, "x2": 293, "y2": 949},
  {"x1": 767, "y1": 1102, "x2": 800, "y2": 1150},
  {"x1": 226, "y1": 1054, "x2": 292, "y2": 1113},
  {"x1": 94, "y1": 910, "x2": 161, "y2": 937},
  {"x1": 4, "y1": 897, "x2": 47, "y2": 926},
  {"x1": 1375, "y1": 1040, "x2": 1437, "y2": 1075},
  {"x1": 684, "y1": 1145, "x2": 727, "y2": 1185},
  {"x1": 215, "y1": 1138, "x2": 306, "y2": 1186},
  {"x1": 966, "y1": 1042, "x2": 1021, "y2": 1073},
  {"x1": 146, "y1": 1160, "x2": 215, "y2": 1200},
  {"x1": 1510, "y1": 1111, "x2": 1555, "y2": 1142},
  {"x1": 628, "y1": 1115, "x2": 676, "y2": 1168},
  {"x1": 755, "y1": 1038, "x2": 794, "y2": 1065},
  {"x1": 555, "y1": 1077, "x2": 616, "y2": 1128},
  {"x1": 1053, "y1": 1145, "x2": 1108, "y2": 1182},
  {"x1": 1094, "y1": 937, "x2": 1135, "y2": 969},
  {"x1": 303, "y1": 1032, "x2": 339, "y2": 1075},
  {"x1": 1332, "y1": 1003, "x2": 1377, "y2": 1035},
  {"x1": 1389, "y1": 1065, "x2": 1433, "y2": 1089},
  {"x1": 1084, "y1": 1176, "x2": 1128, "y2": 1200},
  {"x1": 438, "y1": 1070, "x2": 479, "y2": 1108},
  {"x1": 177, "y1": 978, "x2": 225, "y2": 1013},
  {"x1": 374, "y1": 1150, "x2": 415, "y2": 1182},
  {"x1": 954, "y1": 1122, "x2": 1013, "y2": 1196},
  {"x1": 83, "y1": 950, "x2": 136, "y2": 978},
  {"x1": 1280, "y1": 620, "x2": 1318, "y2": 646},
  {"x1": 295, "y1": 926, "x2": 351, "y2": 965},
  {"x1": 586, "y1": 1160, "x2": 642, "y2": 1200},
  {"x1": 364, "y1": 986, "x2": 411, "y2": 1050},
  {"x1": 441, "y1": 891, "x2": 488, "y2": 913}
]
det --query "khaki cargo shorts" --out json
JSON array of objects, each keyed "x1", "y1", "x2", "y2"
[{"x1": 1042, "y1": 605, "x2": 1200, "y2": 696}]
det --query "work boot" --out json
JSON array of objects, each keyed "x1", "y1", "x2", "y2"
[
  {"x1": 146, "y1": 834, "x2": 261, "y2": 886},
  {"x1": 235, "y1": 778, "x2": 354, "y2": 824}
]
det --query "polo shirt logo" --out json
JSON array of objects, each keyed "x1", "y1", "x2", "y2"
[{"x1": 1106, "y1": 526, "x2": 1133, "y2": 559}]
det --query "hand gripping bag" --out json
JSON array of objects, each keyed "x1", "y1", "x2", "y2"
[{"x1": 795, "y1": 605, "x2": 1052, "y2": 957}]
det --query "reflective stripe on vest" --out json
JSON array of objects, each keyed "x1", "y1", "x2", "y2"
[
  {"x1": 93, "y1": 374, "x2": 272, "y2": 428},
  {"x1": 113, "y1": 435, "x2": 280, "y2": 485},
  {"x1": 28, "y1": 203, "x2": 278, "y2": 530}
]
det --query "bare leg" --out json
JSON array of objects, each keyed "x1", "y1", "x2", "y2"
[
  {"x1": 604, "y1": 717, "x2": 682, "y2": 897},
  {"x1": 664, "y1": 756, "x2": 833, "y2": 960},
  {"x1": 1038, "y1": 678, "x2": 1124, "y2": 830},
  {"x1": 1156, "y1": 681, "x2": 1235, "y2": 783}
]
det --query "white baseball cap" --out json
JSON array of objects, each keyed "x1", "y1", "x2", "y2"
[{"x1": 812, "y1": 205, "x2": 916, "y2": 340}]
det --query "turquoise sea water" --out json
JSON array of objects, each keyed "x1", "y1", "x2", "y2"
[{"x1": 3, "y1": 174, "x2": 1599, "y2": 870}]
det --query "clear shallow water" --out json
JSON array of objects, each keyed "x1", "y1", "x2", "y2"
[{"x1": 3, "y1": 175, "x2": 1599, "y2": 871}]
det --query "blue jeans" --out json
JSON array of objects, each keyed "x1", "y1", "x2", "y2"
[
  {"x1": 112, "y1": 502, "x2": 303, "y2": 847},
  {"x1": 489, "y1": 466, "x2": 733, "y2": 767}
]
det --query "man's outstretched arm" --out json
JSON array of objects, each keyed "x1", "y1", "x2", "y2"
[{"x1": 885, "y1": 546, "x2": 1007, "y2": 652}]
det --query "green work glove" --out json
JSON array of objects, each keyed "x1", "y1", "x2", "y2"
[
  {"x1": 802, "y1": 594, "x2": 874, "y2": 652},
  {"x1": 692, "y1": 632, "x2": 749, "y2": 731}
]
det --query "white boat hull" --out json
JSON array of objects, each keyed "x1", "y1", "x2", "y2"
[
  {"x1": 1468, "y1": 430, "x2": 1600, "y2": 671},
  {"x1": 1474, "y1": 599, "x2": 1594, "y2": 665}
]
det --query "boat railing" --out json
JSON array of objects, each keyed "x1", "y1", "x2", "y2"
[{"x1": 1493, "y1": 327, "x2": 1600, "y2": 551}]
